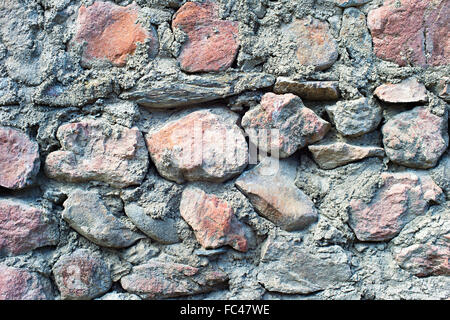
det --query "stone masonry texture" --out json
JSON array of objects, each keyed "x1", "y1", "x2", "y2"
[{"x1": 0, "y1": 0, "x2": 449, "y2": 301}]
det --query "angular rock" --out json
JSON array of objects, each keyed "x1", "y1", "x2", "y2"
[
  {"x1": 309, "y1": 142, "x2": 385, "y2": 169},
  {"x1": 430, "y1": 152, "x2": 450, "y2": 199},
  {"x1": 391, "y1": 214, "x2": 449, "y2": 277},
  {"x1": 53, "y1": 249, "x2": 112, "y2": 300},
  {"x1": 368, "y1": 0, "x2": 449, "y2": 66},
  {"x1": 326, "y1": 98, "x2": 382, "y2": 137},
  {"x1": 124, "y1": 204, "x2": 179, "y2": 244},
  {"x1": 349, "y1": 172, "x2": 443, "y2": 241},
  {"x1": 180, "y1": 187, "x2": 249, "y2": 252},
  {"x1": 62, "y1": 190, "x2": 144, "y2": 248},
  {"x1": 45, "y1": 120, "x2": 149, "y2": 188},
  {"x1": 374, "y1": 78, "x2": 428, "y2": 104},
  {"x1": 257, "y1": 234, "x2": 352, "y2": 294},
  {"x1": 120, "y1": 261, "x2": 228, "y2": 299},
  {"x1": 146, "y1": 109, "x2": 248, "y2": 183},
  {"x1": 333, "y1": 0, "x2": 371, "y2": 7},
  {"x1": 0, "y1": 265, "x2": 53, "y2": 300},
  {"x1": 382, "y1": 107, "x2": 448, "y2": 169},
  {"x1": 242, "y1": 93, "x2": 330, "y2": 158},
  {"x1": 285, "y1": 17, "x2": 338, "y2": 70},
  {"x1": 0, "y1": 127, "x2": 40, "y2": 189},
  {"x1": 172, "y1": 1, "x2": 239, "y2": 73},
  {"x1": 235, "y1": 157, "x2": 318, "y2": 231},
  {"x1": 273, "y1": 78, "x2": 340, "y2": 101},
  {"x1": 437, "y1": 79, "x2": 450, "y2": 102},
  {"x1": 0, "y1": 200, "x2": 59, "y2": 256},
  {"x1": 340, "y1": 7, "x2": 373, "y2": 61},
  {"x1": 120, "y1": 72, "x2": 275, "y2": 109},
  {"x1": 72, "y1": 1, "x2": 158, "y2": 67}
]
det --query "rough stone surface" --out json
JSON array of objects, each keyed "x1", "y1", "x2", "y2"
[
  {"x1": 285, "y1": 17, "x2": 338, "y2": 70},
  {"x1": 53, "y1": 249, "x2": 112, "y2": 300},
  {"x1": 274, "y1": 78, "x2": 340, "y2": 100},
  {"x1": 430, "y1": 152, "x2": 450, "y2": 199},
  {"x1": 0, "y1": 127, "x2": 40, "y2": 189},
  {"x1": 45, "y1": 120, "x2": 149, "y2": 188},
  {"x1": 326, "y1": 98, "x2": 382, "y2": 137},
  {"x1": 172, "y1": 1, "x2": 239, "y2": 73},
  {"x1": 257, "y1": 233, "x2": 352, "y2": 294},
  {"x1": 236, "y1": 158, "x2": 318, "y2": 231},
  {"x1": 62, "y1": 190, "x2": 144, "y2": 248},
  {"x1": 242, "y1": 92, "x2": 330, "y2": 158},
  {"x1": 382, "y1": 107, "x2": 448, "y2": 169},
  {"x1": 333, "y1": 0, "x2": 371, "y2": 7},
  {"x1": 391, "y1": 214, "x2": 450, "y2": 277},
  {"x1": 374, "y1": 78, "x2": 428, "y2": 104},
  {"x1": 180, "y1": 187, "x2": 249, "y2": 252},
  {"x1": 146, "y1": 109, "x2": 248, "y2": 183},
  {"x1": 0, "y1": 265, "x2": 53, "y2": 300},
  {"x1": 349, "y1": 172, "x2": 443, "y2": 241},
  {"x1": 72, "y1": 1, "x2": 158, "y2": 67},
  {"x1": 309, "y1": 142, "x2": 385, "y2": 169},
  {"x1": 368, "y1": 0, "x2": 450, "y2": 66},
  {"x1": 0, "y1": 200, "x2": 59, "y2": 256},
  {"x1": 120, "y1": 261, "x2": 228, "y2": 299}
]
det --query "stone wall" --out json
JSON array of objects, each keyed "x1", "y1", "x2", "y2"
[{"x1": 0, "y1": 0, "x2": 449, "y2": 300}]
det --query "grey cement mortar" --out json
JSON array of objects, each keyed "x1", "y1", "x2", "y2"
[{"x1": 0, "y1": 0, "x2": 449, "y2": 300}]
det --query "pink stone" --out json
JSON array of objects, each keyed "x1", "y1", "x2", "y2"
[
  {"x1": 382, "y1": 107, "x2": 448, "y2": 169},
  {"x1": 180, "y1": 187, "x2": 249, "y2": 252},
  {"x1": 172, "y1": 1, "x2": 239, "y2": 73},
  {"x1": 374, "y1": 78, "x2": 428, "y2": 104},
  {"x1": 368, "y1": 0, "x2": 449, "y2": 67},
  {"x1": 146, "y1": 109, "x2": 248, "y2": 183},
  {"x1": 0, "y1": 265, "x2": 53, "y2": 300},
  {"x1": 0, "y1": 200, "x2": 59, "y2": 256},
  {"x1": 53, "y1": 249, "x2": 112, "y2": 300},
  {"x1": 349, "y1": 172, "x2": 443, "y2": 241},
  {"x1": 45, "y1": 120, "x2": 149, "y2": 188},
  {"x1": 120, "y1": 261, "x2": 228, "y2": 299},
  {"x1": 285, "y1": 17, "x2": 338, "y2": 70},
  {"x1": 0, "y1": 126, "x2": 40, "y2": 189},
  {"x1": 73, "y1": 1, "x2": 158, "y2": 67},
  {"x1": 241, "y1": 92, "x2": 330, "y2": 158}
]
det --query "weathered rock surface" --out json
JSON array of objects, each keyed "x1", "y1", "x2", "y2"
[
  {"x1": 382, "y1": 107, "x2": 448, "y2": 169},
  {"x1": 72, "y1": 1, "x2": 158, "y2": 67},
  {"x1": 430, "y1": 152, "x2": 450, "y2": 199},
  {"x1": 340, "y1": 7, "x2": 373, "y2": 61},
  {"x1": 0, "y1": 127, "x2": 40, "y2": 189},
  {"x1": 97, "y1": 292, "x2": 142, "y2": 300},
  {"x1": 242, "y1": 93, "x2": 330, "y2": 158},
  {"x1": 120, "y1": 261, "x2": 228, "y2": 299},
  {"x1": 368, "y1": 0, "x2": 449, "y2": 66},
  {"x1": 124, "y1": 204, "x2": 179, "y2": 244},
  {"x1": 45, "y1": 120, "x2": 149, "y2": 188},
  {"x1": 236, "y1": 158, "x2": 318, "y2": 231},
  {"x1": 257, "y1": 234, "x2": 352, "y2": 294},
  {"x1": 374, "y1": 78, "x2": 428, "y2": 104},
  {"x1": 309, "y1": 142, "x2": 385, "y2": 169},
  {"x1": 349, "y1": 172, "x2": 443, "y2": 242},
  {"x1": 120, "y1": 72, "x2": 275, "y2": 109},
  {"x1": 62, "y1": 190, "x2": 144, "y2": 248},
  {"x1": 180, "y1": 187, "x2": 249, "y2": 252},
  {"x1": 172, "y1": 1, "x2": 239, "y2": 73},
  {"x1": 0, "y1": 200, "x2": 59, "y2": 256},
  {"x1": 326, "y1": 98, "x2": 382, "y2": 137},
  {"x1": 53, "y1": 249, "x2": 112, "y2": 300},
  {"x1": 391, "y1": 214, "x2": 449, "y2": 277},
  {"x1": 0, "y1": 265, "x2": 53, "y2": 300},
  {"x1": 146, "y1": 109, "x2": 248, "y2": 183},
  {"x1": 333, "y1": 0, "x2": 371, "y2": 7},
  {"x1": 273, "y1": 78, "x2": 340, "y2": 100},
  {"x1": 285, "y1": 17, "x2": 338, "y2": 70}
]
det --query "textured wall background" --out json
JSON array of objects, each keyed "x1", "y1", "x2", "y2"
[{"x1": 0, "y1": 0, "x2": 449, "y2": 300}]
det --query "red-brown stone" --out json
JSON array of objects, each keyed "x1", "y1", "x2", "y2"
[
  {"x1": 73, "y1": 1, "x2": 158, "y2": 67},
  {"x1": 172, "y1": 1, "x2": 239, "y2": 72},
  {"x1": 0, "y1": 200, "x2": 59, "y2": 256},
  {"x1": 368, "y1": 0, "x2": 449, "y2": 67},
  {"x1": 0, "y1": 265, "x2": 53, "y2": 300},
  {"x1": 0, "y1": 127, "x2": 40, "y2": 189},
  {"x1": 180, "y1": 187, "x2": 249, "y2": 252}
]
